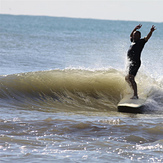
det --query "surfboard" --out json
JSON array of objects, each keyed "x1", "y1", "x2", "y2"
[{"x1": 117, "y1": 96, "x2": 146, "y2": 113}]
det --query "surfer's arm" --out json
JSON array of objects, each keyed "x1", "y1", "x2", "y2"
[
  {"x1": 130, "y1": 24, "x2": 142, "y2": 40},
  {"x1": 145, "y1": 25, "x2": 156, "y2": 42}
]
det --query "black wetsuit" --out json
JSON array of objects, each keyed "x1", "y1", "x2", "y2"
[{"x1": 127, "y1": 38, "x2": 147, "y2": 76}]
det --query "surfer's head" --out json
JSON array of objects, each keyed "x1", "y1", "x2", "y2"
[{"x1": 133, "y1": 31, "x2": 141, "y2": 41}]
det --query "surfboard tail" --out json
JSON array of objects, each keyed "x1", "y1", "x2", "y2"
[{"x1": 117, "y1": 96, "x2": 146, "y2": 113}]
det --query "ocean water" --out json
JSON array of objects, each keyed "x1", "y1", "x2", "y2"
[{"x1": 0, "y1": 14, "x2": 163, "y2": 162}]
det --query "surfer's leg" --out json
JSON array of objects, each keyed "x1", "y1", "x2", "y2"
[
  {"x1": 130, "y1": 76, "x2": 138, "y2": 99},
  {"x1": 125, "y1": 75, "x2": 138, "y2": 99},
  {"x1": 126, "y1": 63, "x2": 140, "y2": 99}
]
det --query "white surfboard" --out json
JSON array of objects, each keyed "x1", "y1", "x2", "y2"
[{"x1": 117, "y1": 95, "x2": 146, "y2": 113}]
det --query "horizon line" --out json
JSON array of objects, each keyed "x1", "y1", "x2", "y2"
[{"x1": 1, "y1": 13, "x2": 163, "y2": 24}]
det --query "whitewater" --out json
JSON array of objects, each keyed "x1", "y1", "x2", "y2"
[{"x1": 0, "y1": 14, "x2": 163, "y2": 162}]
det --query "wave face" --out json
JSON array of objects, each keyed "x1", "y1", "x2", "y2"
[{"x1": 0, "y1": 69, "x2": 163, "y2": 113}]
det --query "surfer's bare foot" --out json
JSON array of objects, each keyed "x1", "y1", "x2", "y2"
[{"x1": 131, "y1": 95, "x2": 139, "y2": 99}]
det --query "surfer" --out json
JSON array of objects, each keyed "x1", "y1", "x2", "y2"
[{"x1": 125, "y1": 24, "x2": 156, "y2": 99}]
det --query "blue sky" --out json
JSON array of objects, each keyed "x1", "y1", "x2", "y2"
[{"x1": 0, "y1": 0, "x2": 163, "y2": 22}]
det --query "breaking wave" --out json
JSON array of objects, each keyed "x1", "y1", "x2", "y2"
[{"x1": 0, "y1": 68, "x2": 163, "y2": 113}]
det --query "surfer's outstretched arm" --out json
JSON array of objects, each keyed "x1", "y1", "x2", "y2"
[
  {"x1": 130, "y1": 24, "x2": 142, "y2": 39},
  {"x1": 145, "y1": 25, "x2": 156, "y2": 41}
]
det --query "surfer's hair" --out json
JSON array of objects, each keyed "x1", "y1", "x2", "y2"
[{"x1": 135, "y1": 31, "x2": 141, "y2": 38}]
